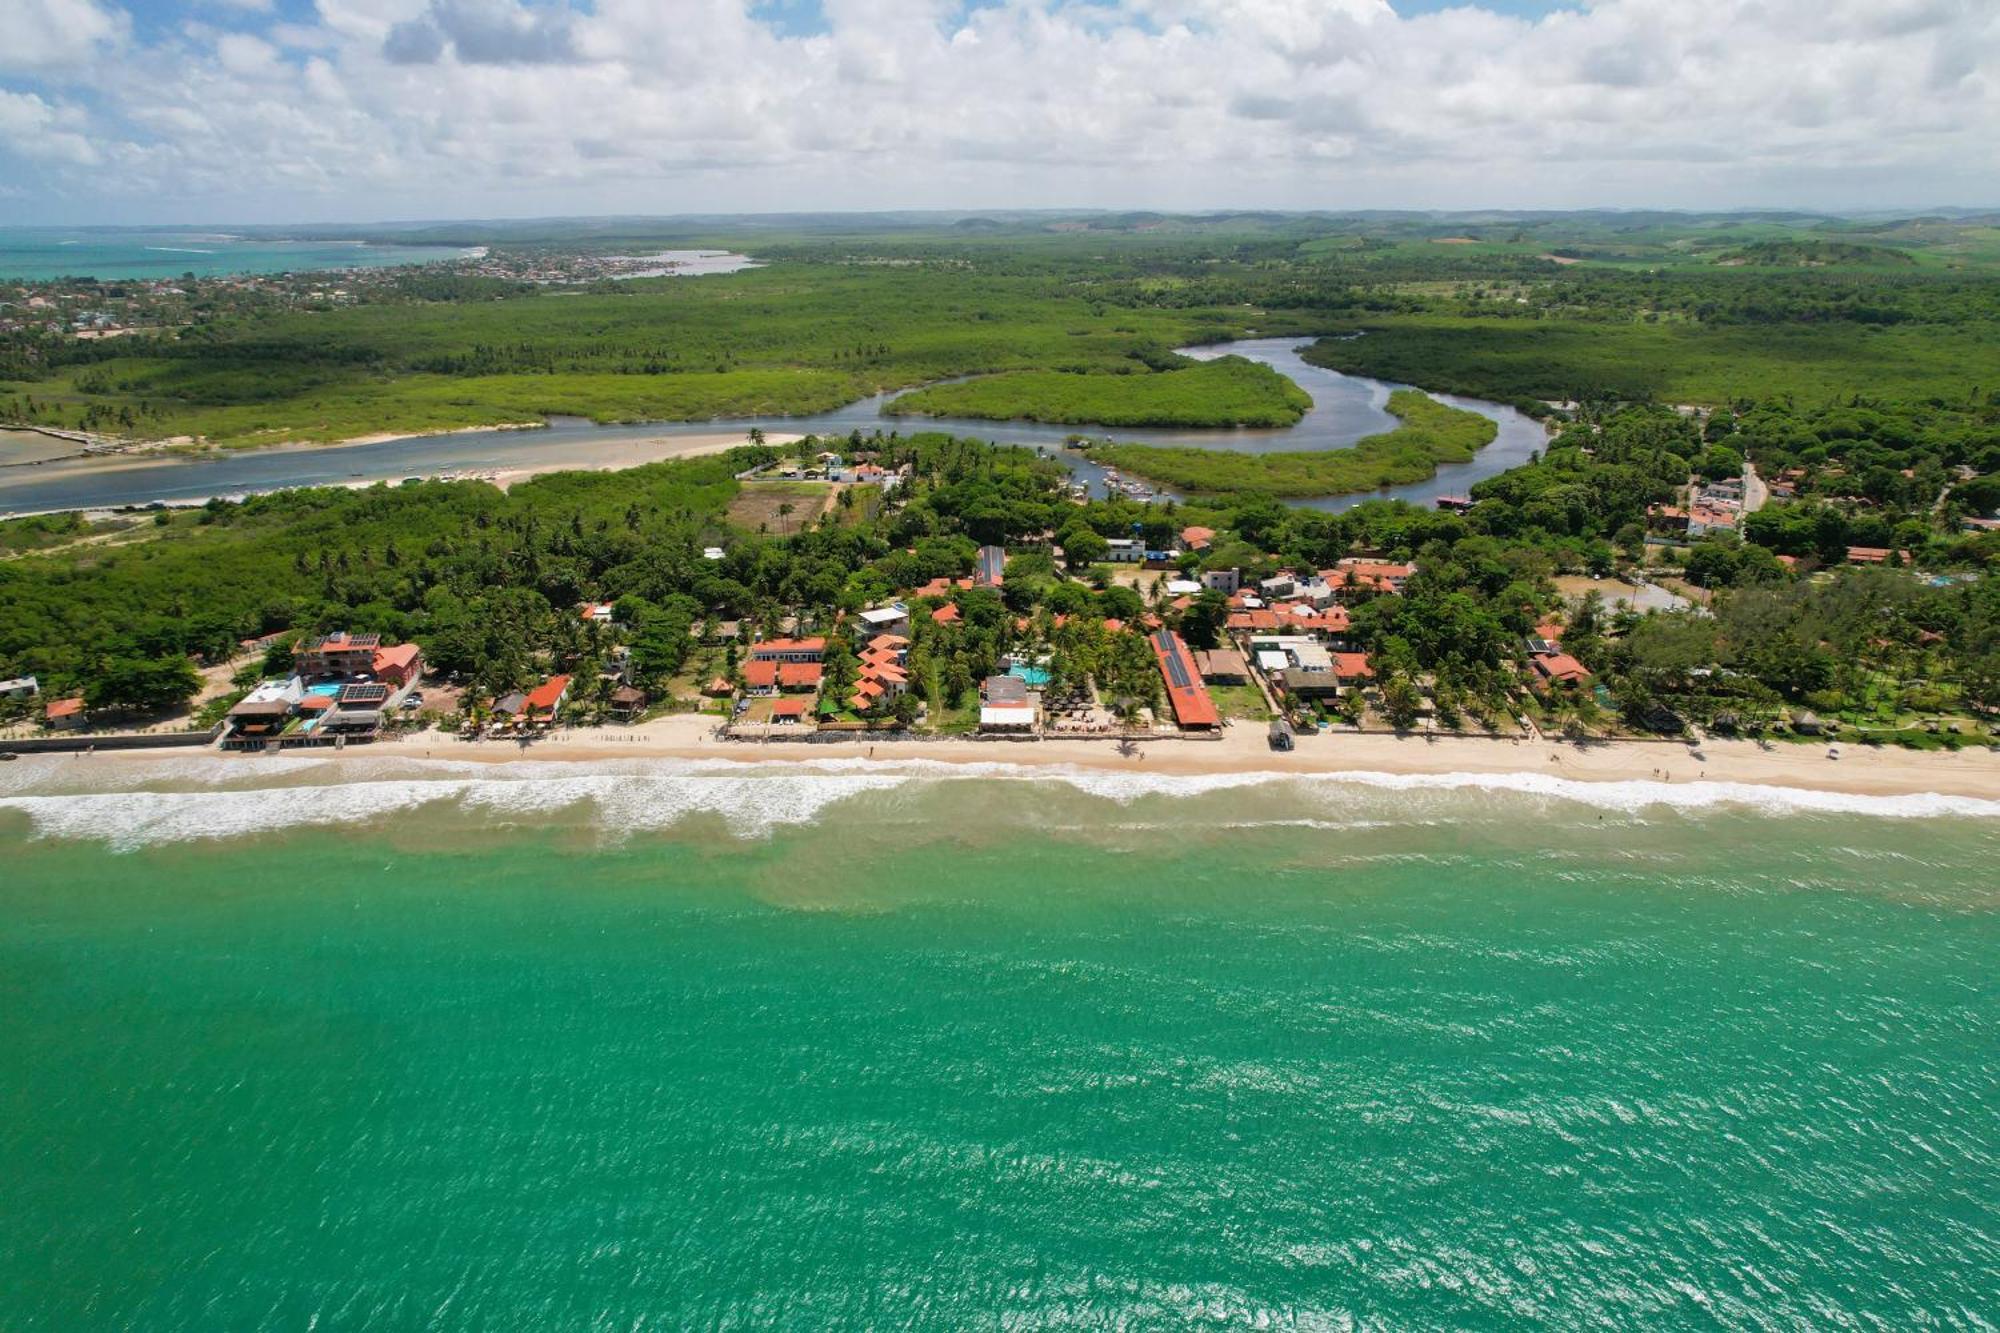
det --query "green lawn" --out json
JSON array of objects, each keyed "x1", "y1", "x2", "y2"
[{"x1": 1206, "y1": 682, "x2": 1272, "y2": 721}]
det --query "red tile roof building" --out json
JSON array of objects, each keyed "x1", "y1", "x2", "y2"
[
  {"x1": 370, "y1": 642, "x2": 423, "y2": 687},
  {"x1": 777, "y1": 662, "x2": 824, "y2": 690},
  {"x1": 1330, "y1": 653, "x2": 1376, "y2": 683},
  {"x1": 749, "y1": 638, "x2": 826, "y2": 661},
  {"x1": 524, "y1": 674, "x2": 572, "y2": 717},
  {"x1": 1326, "y1": 559, "x2": 1415, "y2": 596},
  {"x1": 1531, "y1": 653, "x2": 1592, "y2": 687},
  {"x1": 1148, "y1": 629, "x2": 1220, "y2": 730},
  {"x1": 296, "y1": 631, "x2": 381, "y2": 678}
]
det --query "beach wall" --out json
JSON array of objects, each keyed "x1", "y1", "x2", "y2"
[{"x1": 2, "y1": 727, "x2": 220, "y2": 755}]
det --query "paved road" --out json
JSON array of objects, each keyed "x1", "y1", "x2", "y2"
[{"x1": 1743, "y1": 461, "x2": 1771, "y2": 513}]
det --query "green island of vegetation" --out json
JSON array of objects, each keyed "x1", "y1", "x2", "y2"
[
  {"x1": 1088, "y1": 390, "x2": 1495, "y2": 497},
  {"x1": 883, "y1": 356, "x2": 1311, "y2": 428}
]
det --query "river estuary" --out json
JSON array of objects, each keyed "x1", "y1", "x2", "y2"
[{"x1": 0, "y1": 340, "x2": 1546, "y2": 517}]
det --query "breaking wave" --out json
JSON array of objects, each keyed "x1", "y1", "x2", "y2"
[{"x1": 0, "y1": 753, "x2": 1994, "y2": 851}]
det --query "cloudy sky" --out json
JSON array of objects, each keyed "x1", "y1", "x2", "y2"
[{"x1": 2, "y1": 0, "x2": 1994, "y2": 225}]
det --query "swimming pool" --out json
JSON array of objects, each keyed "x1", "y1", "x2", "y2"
[
  {"x1": 1008, "y1": 664, "x2": 1051, "y2": 687},
  {"x1": 305, "y1": 683, "x2": 343, "y2": 697}
]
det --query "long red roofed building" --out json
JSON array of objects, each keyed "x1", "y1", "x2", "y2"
[{"x1": 1148, "y1": 629, "x2": 1220, "y2": 730}]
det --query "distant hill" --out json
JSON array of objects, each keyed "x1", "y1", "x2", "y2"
[{"x1": 1717, "y1": 240, "x2": 1918, "y2": 267}]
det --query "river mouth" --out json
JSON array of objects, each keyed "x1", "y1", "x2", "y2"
[{"x1": 0, "y1": 340, "x2": 1546, "y2": 517}]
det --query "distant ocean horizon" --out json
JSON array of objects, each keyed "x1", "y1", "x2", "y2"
[
  {"x1": 3, "y1": 757, "x2": 1996, "y2": 1327},
  {"x1": 0, "y1": 227, "x2": 473, "y2": 282}
]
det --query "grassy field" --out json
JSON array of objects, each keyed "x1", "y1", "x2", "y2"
[
  {"x1": 1205, "y1": 682, "x2": 1272, "y2": 721},
  {"x1": 725, "y1": 480, "x2": 836, "y2": 533},
  {"x1": 883, "y1": 356, "x2": 1311, "y2": 428},
  {"x1": 1092, "y1": 390, "x2": 1496, "y2": 498},
  {"x1": 1302, "y1": 316, "x2": 1996, "y2": 407}
]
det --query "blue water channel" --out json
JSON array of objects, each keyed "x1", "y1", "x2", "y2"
[{"x1": 0, "y1": 339, "x2": 1547, "y2": 517}]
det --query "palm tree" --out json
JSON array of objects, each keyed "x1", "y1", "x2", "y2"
[{"x1": 777, "y1": 502, "x2": 795, "y2": 536}]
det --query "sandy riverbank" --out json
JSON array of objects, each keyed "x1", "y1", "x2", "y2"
[
  {"x1": 488, "y1": 432, "x2": 802, "y2": 489},
  {"x1": 0, "y1": 431, "x2": 803, "y2": 518},
  {"x1": 79, "y1": 714, "x2": 2000, "y2": 805}
]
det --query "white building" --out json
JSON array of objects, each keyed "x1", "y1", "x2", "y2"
[
  {"x1": 0, "y1": 675, "x2": 37, "y2": 699},
  {"x1": 1202, "y1": 569, "x2": 1241, "y2": 594},
  {"x1": 856, "y1": 604, "x2": 912, "y2": 639},
  {"x1": 1104, "y1": 539, "x2": 1145, "y2": 564}
]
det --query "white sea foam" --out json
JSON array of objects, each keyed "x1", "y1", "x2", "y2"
[
  {"x1": 0, "y1": 767, "x2": 911, "y2": 852},
  {"x1": 0, "y1": 754, "x2": 1992, "y2": 851}
]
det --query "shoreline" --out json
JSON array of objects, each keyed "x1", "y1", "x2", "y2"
[
  {"x1": 53, "y1": 717, "x2": 2000, "y2": 806},
  {"x1": 0, "y1": 431, "x2": 802, "y2": 518}
]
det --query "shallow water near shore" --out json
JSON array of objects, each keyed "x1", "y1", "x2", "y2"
[{"x1": 3, "y1": 771, "x2": 1996, "y2": 1327}]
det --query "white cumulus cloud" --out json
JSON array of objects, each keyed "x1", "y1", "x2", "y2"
[{"x1": 0, "y1": 0, "x2": 1994, "y2": 220}]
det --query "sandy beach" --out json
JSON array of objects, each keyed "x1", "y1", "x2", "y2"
[
  {"x1": 487, "y1": 431, "x2": 802, "y2": 489},
  {"x1": 84, "y1": 714, "x2": 2000, "y2": 805},
  {"x1": 0, "y1": 430, "x2": 802, "y2": 518}
]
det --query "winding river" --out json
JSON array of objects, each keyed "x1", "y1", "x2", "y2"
[{"x1": 0, "y1": 340, "x2": 1547, "y2": 517}]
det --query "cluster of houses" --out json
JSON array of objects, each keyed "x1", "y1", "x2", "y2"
[
  {"x1": 1186, "y1": 556, "x2": 1591, "y2": 725},
  {"x1": 1648, "y1": 475, "x2": 1746, "y2": 539},
  {"x1": 0, "y1": 675, "x2": 91, "y2": 733},
  {"x1": 222, "y1": 632, "x2": 427, "y2": 750},
  {"x1": 1190, "y1": 559, "x2": 1410, "y2": 715},
  {"x1": 1523, "y1": 621, "x2": 1593, "y2": 692},
  {"x1": 760, "y1": 451, "x2": 907, "y2": 489}
]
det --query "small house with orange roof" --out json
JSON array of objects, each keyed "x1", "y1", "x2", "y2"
[
  {"x1": 523, "y1": 674, "x2": 572, "y2": 723},
  {"x1": 1530, "y1": 653, "x2": 1592, "y2": 689},
  {"x1": 370, "y1": 642, "x2": 423, "y2": 688}
]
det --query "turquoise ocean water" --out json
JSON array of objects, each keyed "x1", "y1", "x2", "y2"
[
  {"x1": 0, "y1": 228, "x2": 469, "y2": 282},
  {"x1": 2, "y1": 755, "x2": 1996, "y2": 1328}
]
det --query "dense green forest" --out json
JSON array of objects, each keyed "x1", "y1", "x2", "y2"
[
  {"x1": 8, "y1": 210, "x2": 1998, "y2": 448},
  {"x1": 1088, "y1": 391, "x2": 1497, "y2": 497},
  {"x1": 1300, "y1": 318, "x2": 1993, "y2": 411},
  {"x1": 1, "y1": 262, "x2": 1288, "y2": 445},
  {"x1": 884, "y1": 356, "x2": 1311, "y2": 428}
]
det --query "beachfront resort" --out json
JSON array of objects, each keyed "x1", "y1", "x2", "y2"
[{"x1": 0, "y1": 518, "x2": 1833, "y2": 759}]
